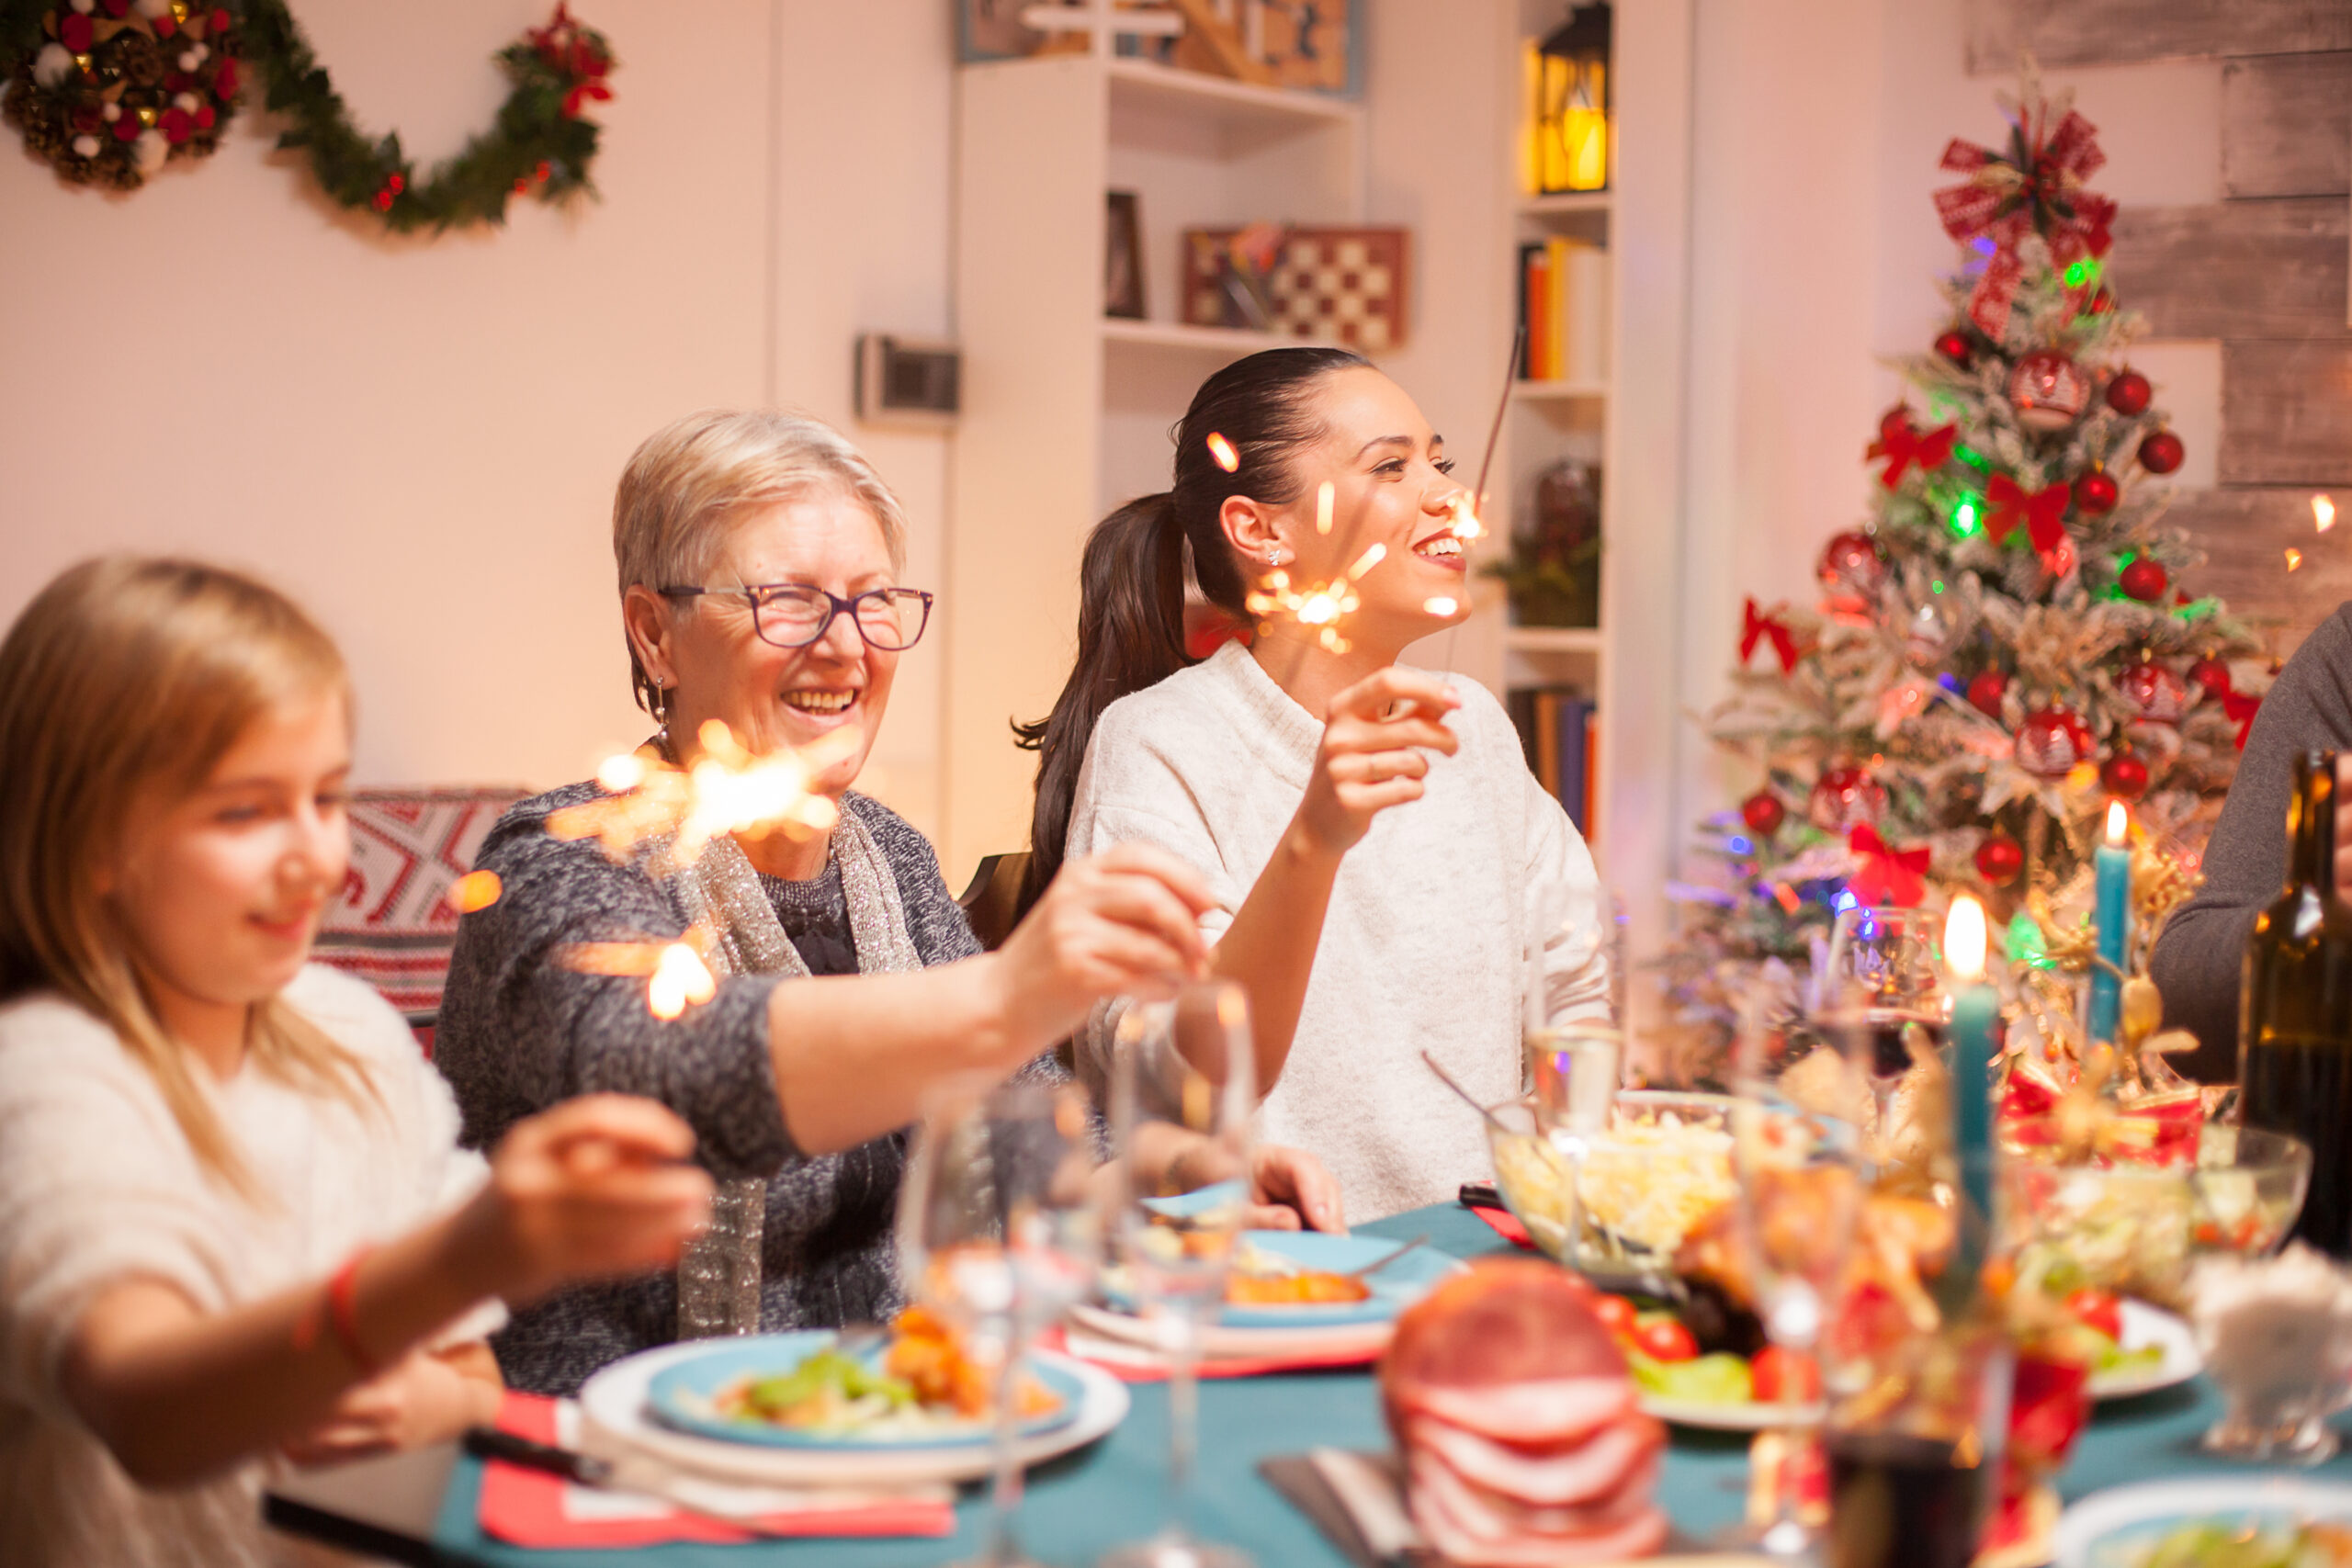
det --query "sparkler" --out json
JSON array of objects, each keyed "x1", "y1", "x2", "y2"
[
  {"x1": 446, "y1": 869, "x2": 503, "y2": 914},
  {"x1": 1315, "y1": 479, "x2": 1334, "y2": 535},
  {"x1": 2287, "y1": 547, "x2": 2305, "y2": 572},
  {"x1": 1433, "y1": 321, "x2": 1527, "y2": 672},
  {"x1": 1207, "y1": 432, "x2": 1239, "y2": 473},
  {"x1": 2316, "y1": 494, "x2": 2336, "y2": 534},
  {"x1": 647, "y1": 942, "x2": 718, "y2": 1021}
]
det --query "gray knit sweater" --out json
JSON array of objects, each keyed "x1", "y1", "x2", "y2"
[
  {"x1": 2150, "y1": 604, "x2": 2352, "y2": 1081},
  {"x1": 435, "y1": 784, "x2": 1040, "y2": 1395}
]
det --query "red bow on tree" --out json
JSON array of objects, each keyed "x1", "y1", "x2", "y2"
[
  {"x1": 1933, "y1": 92, "x2": 2116, "y2": 338},
  {"x1": 1847, "y1": 825, "x2": 1931, "y2": 908},
  {"x1": 1984, "y1": 474, "x2": 2070, "y2": 552},
  {"x1": 1868, "y1": 409, "x2": 1959, "y2": 490},
  {"x1": 1740, "y1": 597, "x2": 1802, "y2": 674}
]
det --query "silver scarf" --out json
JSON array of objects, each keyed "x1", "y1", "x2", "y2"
[{"x1": 667, "y1": 806, "x2": 922, "y2": 1337}]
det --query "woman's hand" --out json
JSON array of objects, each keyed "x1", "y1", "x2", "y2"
[
  {"x1": 1292, "y1": 668, "x2": 1461, "y2": 859},
  {"x1": 1160, "y1": 1134, "x2": 1345, "y2": 1234},
  {"x1": 994, "y1": 842, "x2": 1216, "y2": 1049},
  {"x1": 279, "y1": 1344, "x2": 501, "y2": 1466},
  {"x1": 454, "y1": 1095, "x2": 713, "y2": 1305}
]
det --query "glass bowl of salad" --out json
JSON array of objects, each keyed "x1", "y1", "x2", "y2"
[{"x1": 1486, "y1": 1091, "x2": 1738, "y2": 1284}]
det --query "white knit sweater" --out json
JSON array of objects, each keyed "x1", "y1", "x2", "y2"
[
  {"x1": 0, "y1": 964, "x2": 502, "y2": 1568},
  {"x1": 1069, "y1": 641, "x2": 1609, "y2": 1224}
]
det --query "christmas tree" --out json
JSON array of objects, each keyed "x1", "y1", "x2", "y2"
[{"x1": 1662, "y1": 73, "x2": 2270, "y2": 1039}]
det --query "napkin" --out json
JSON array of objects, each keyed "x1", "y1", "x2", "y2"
[
  {"x1": 1465, "y1": 1201, "x2": 1534, "y2": 1250},
  {"x1": 1043, "y1": 1323, "x2": 1380, "y2": 1381},
  {"x1": 477, "y1": 1392, "x2": 956, "y2": 1547}
]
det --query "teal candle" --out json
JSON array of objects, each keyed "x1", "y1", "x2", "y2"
[
  {"x1": 2089, "y1": 802, "x2": 2132, "y2": 1043},
  {"x1": 1942, "y1": 897, "x2": 1997, "y2": 1306}
]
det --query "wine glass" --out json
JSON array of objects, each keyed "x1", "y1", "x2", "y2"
[
  {"x1": 1820, "y1": 905, "x2": 1948, "y2": 1148},
  {"x1": 1100, "y1": 981, "x2": 1258, "y2": 1568},
  {"x1": 898, "y1": 1073, "x2": 1104, "y2": 1568}
]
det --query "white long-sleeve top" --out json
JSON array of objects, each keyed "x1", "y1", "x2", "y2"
[
  {"x1": 1068, "y1": 640, "x2": 1609, "y2": 1224},
  {"x1": 0, "y1": 964, "x2": 503, "y2": 1568}
]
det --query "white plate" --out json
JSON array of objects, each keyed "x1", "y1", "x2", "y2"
[
  {"x1": 1069, "y1": 1301, "x2": 1400, "y2": 1362},
  {"x1": 2052, "y1": 1477, "x2": 2352, "y2": 1568},
  {"x1": 2088, "y1": 1300, "x2": 2199, "y2": 1403},
  {"x1": 577, "y1": 1340, "x2": 1128, "y2": 1488}
]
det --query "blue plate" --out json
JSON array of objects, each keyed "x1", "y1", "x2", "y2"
[
  {"x1": 644, "y1": 1330, "x2": 1084, "y2": 1450},
  {"x1": 1105, "y1": 1229, "x2": 1458, "y2": 1328},
  {"x1": 1140, "y1": 1179, "x2": 1249, "y2": 1221}
]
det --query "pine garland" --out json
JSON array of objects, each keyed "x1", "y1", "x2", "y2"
[{"x1": 1, "y1": 0, "x2": 614, "y2": 232}]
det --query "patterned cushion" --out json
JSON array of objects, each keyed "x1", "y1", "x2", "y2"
[{"x1": 312, "y1": 787, "x2": 526, "y2": 1038}]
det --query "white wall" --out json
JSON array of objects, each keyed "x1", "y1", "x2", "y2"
[{"x1": 0, "y1": 0, "x2": 955, "y2": 835}]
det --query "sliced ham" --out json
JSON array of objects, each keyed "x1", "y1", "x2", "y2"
[
  {"x1": 1406, "y1": 1410, "x2": 1662, "y2": 1506},
  {"x1": 1408, "y1": 1444, "x2": 1660, "y2": 1540},
  {"x1": 1382, "y1": 1260, "x2": 1622, "y2": 1393},
  {"x1": 1410, "y1": 1481, "x2": 1671, "y2": 1568},
  {"x1": 1388, "y1": 1376, "x2": 1635, "y2": 1449}
]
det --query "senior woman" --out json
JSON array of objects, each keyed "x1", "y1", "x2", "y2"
[{"x1": 435, "y1": 410, "x2": 1339, "y2": 1394}]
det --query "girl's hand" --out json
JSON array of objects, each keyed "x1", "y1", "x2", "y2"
[
  {"x1": 1243, "y1": 1145, "x2": 1347, "y2": 1234},
  {"x1": 458, "y1": 1095, "x2": 713, "y2": 1304},
  {"x1": 278, "y1": 1345, "x2": 500, "y2": 1466},
  {"x1": 1293, "y1": 668, "x2": 1460, "y2": 858},
  {"x1": 995, "y1": 842, "x2": 1216, "y2": 1048}
]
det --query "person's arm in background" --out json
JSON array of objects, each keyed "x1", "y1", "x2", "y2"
[{"x1": 2152, "y1": 604, "x2": 2352, "y2": 1081}]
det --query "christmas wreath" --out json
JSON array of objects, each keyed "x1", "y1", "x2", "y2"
[{"x1": 1, "y1": 0, "x2": 614, "y2": 231}]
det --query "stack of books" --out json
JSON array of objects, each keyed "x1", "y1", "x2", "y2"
[
  {"x1": 1517, "y1": 238, "x2": 1610, "y2": 385},
  {"x1": 1506, "y1": 686, "x2": 1599, "y2": 836}
]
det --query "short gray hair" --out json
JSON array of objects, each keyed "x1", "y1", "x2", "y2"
[{"x1": 613, "y1": 409, "x2": 910, "y2": 716}]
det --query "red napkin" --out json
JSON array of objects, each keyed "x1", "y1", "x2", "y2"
[
  {"x1": 1039, "y1": 1325, "x2": 1380, "y2": 1382},
  {"x1": 477, "y1": 1391, "x2": 955, "y2": 1547},
  {"x1": 1467, "y1": 1202, "x2": 1534, "y2": 1249}
]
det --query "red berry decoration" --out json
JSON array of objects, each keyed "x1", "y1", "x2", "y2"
[
  {"x1": 2116, "y1": 660, "x2": 2188, "y2": 726},
  {"x1": 2009, "y1": 350, "x2": 2091, "y2": 432},
  {"x1": 2138, "y1": 430, "x2": 2185, "y2": 475},
  {"x1": 1934, "y1": 331, "x2": 1974, "y2": 369},
  {"x1": 2188, "y1": 655, "x2": 2233, "y2": 701},
  {"x1": 58, "y1": 11, "x2": 93, "y2": 51},
  {"x1": 1808, "y1": 765, "x2": 1888, "y2": 834},
  {"x1": 1967, "y1": 670, "x2": 2010, "y2": 718},
  {"x1": 1740, "y1": 792, "x2": 1787, "y2": 838},
  {"x1": 2014, "y1": 708, "x2": 2093, "y2": 778},
  {"x1": 2100, "y1": 750, "x2": 2151, "y2": 800},
  {"x1": 2106, "y1": 370, "x2": 2152, "y2": 416},
  {"x1": 1975, "y1": 833, "x2": 2025, "y2": 886},
  {"x1": 2119, "y1": 558, "x2": 2168, "y2": 603},
  {"x1": 2072, "y1": 469, "x2": 2119, "y2": 515}
]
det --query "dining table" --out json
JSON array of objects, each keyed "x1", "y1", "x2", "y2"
[{"x1": 266, "y1": 1199, "x2": 2352, "y2": 1566}]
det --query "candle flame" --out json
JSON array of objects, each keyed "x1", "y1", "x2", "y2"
[
  {"x1": 1346, "y1": 542, "x2": 1387, "y2": 580},
  {"x1": 1315, "y1": 480, "x2": 1334, "y2": 536},
  {"x1": 1423, "y1": 595, "x2": 1459, "y2": 616},
  {"x1": 1944, "y1": 894, "x2": 1987, "y2": 982},
  {"x1": 647, "y1": 941, "x2": 716, "y2": 1021},
  {"x1": 1207, "y1": 432, "x2": 1239, "y2": 473},
  {"x1": 2315, "y1": 494, "x2": 2336, "y2": 534},
  {"x1": 2105, "y1": 797, "x2": 2128, "y2": 846},
  {"x1": 446, "y1": 869, "x2": 503, "y2": 915},
  {"x1": 2286, "y1": 547, "x2": 2304, "y2": 572}
]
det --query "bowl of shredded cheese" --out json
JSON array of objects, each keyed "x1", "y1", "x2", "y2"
[{"x1": 1487, "y1": 1091, "x2": 1740, "y2": 1275}]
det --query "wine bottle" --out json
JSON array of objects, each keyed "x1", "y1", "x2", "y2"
[{"x1": 2239, "y1": 750, "x2": 2352, "y2": 1258}]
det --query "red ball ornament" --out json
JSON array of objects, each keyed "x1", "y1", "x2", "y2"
[
  {"x1": 58, "y1": 12, "x2": 93, "y2": 51},
  {"x1": 111, "y1": 115, "x2": 139, "y2": 142},
  {"x1": 1808, "y1": 765, "x2": 1887, "y2": 834},
  {"x1": 1967, "y1": 669, "x2": 2010, "y2": 718},
  {"x1": 2009, "y1": 351, "x2": 2092, "y2": 432},
  {"x1": 1817, "y1": 531, "x2": 1885, "y2": 614},
  {"x1": 2116, "y1": 660, "x2": 2189, "y2": 726},
  {"x1": 2073, "y1": 469, "x2": 2120, "y2": 515},
  {"x1": 2100, "y1": 750, "x2": 2151, "y2": 800},
  {"x1": 2188, "y1": 655, "x2": 2233, "y2": 701},
  {"x1": 2014, "y1": 708, "x2": 2093, "y2": 778},
  {"x1": 159, "y1": 107, "x2": 192, "y2": 145},
  {"x1": 2138, "y1": 430, "x2": 2185, "y2": 475},
  {"x1": 101, "y1": 0, "x2": 128, "y2": 15},
  {"x1": 213, "y1": 57, "x2": 239, "y2": 101},
  {"x1": 2119, "y1": 558, "x2": 2168, "y2": 603},
  {"x1": 1975, "y1": 833, "x2": 2025, "y2": 886},
  {"x1": 1934, "y1": 331, "x2": 1974, "y2": 369},
  {"x1": 2106, "y1": 370, "x2": 2153, "y2": 417},
  {"x1": 1740, "y1": 792, "x2": 1786, "y2": 838},
  {"x1": 2085, "y1": 288, "x2": 2117, "y2": 316}
]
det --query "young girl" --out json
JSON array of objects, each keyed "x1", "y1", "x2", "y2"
[
  {"x1": 0, "y1": 558, "x2": 711, "y2": 1566},
  {"x1": 1023, "y1": 348, "x2": 1611, "y2": 1224}
]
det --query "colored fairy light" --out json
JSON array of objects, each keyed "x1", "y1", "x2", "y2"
[
  {"x1": 2064, "y1": 257, "x2": 2098, "y2": 288},
  {"x1": 1207, "y1": 432, "x2": 1239, "y2": 472}
]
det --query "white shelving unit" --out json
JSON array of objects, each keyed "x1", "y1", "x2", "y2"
[{"x1": 944, "y1": 51, "x2": 1366, "y2": 876}]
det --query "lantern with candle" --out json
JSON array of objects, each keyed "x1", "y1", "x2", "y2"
[{"x1": 1525, "y1": 4, "x2": 1611, "y2": 195}]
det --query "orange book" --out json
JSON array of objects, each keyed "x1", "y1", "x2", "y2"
[
  {"x1": 1582, "y1": 709, "x2": 1600, "y2": 840},
  {"x1": 1522, "y1": 245, "x2": 1552, "y2": 382}
]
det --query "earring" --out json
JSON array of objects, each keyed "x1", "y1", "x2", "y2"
[
  {"x1": 650, "y1": 679, "x2": 673, "y2": 748},
  {"x1": 1265, "y1": 546, "x2": 1289, "y2": 567}
]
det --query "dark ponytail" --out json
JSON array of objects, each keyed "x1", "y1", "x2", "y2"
[{"x1": 1015, "y1": 344, "x2": 1373, "y2": 915}]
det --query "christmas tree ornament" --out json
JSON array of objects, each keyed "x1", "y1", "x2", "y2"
[
  {"x1": 2116, "y1": 660, "x2": 2188, "y2": 726},
  {"x1": 2014, "y1": 708, "x2": 2093, "y2": 778},
  {"x1": 1933, "y1": 87, "x2": 2117, "y2": 337},
  {"x1": 1976, "y1": 832, "x2": 2026, "y2": 886},
  {"x1": 2072, "y1": 468, "x2": 2119, "y2": 515},
  {"x1": 2100, "y1": 750, "x2": 2151, "y2": 800},
  {"x1": 1905, "y1": 597, "x2": 1963, "y2": 666},
  {"x1": 1816, "y1": 532, "x2": 1885, "y2": 614},
  {"x1": 1968, "y1": 669, "x2": 2010, "y2": 717},
  {"x1": 1738, "y1": 596, "x2": 1804, "y2": 672},
  {"x1": 1809, "y1": 765, "x2": 1887, "y2": 834},
  {"x1": 2008, "y1": 351, "x2": 2092, "y2": 431},
  {"x1": 2119, "y1": 558, "x2": 2168, "y2": 603},
  {"x1": 2105, "y1": 369, "x2": 2152, "y2": 416},
  {"x1": 1848, "y1": 824, "x2": 1931, "y2": 908},
  {"x1": 2137, "y1": 429, "x2": 2185, "y2": 475},
  {"x1": 1985, "y1": 474, "x2": 2070, "y2": 551},
  {"x1": 2084, "y1": 287, "x2": 2117, "y2": 316},
  {"x1": 2188, "y1": 656, "x2": 2233, "y2": 702},
  {"x1": 1935, "y1": 330, "x2": 1975, "y2": 368},
  {"x1": 1739, "y1": 791, "x2": 1786, "y2": 838},
  {"x1": 1868, "y1": 410, "x2": 1959, "y2": 489}
]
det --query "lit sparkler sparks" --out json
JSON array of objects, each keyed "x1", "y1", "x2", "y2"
[
  {"x1": 446, "y1": 869, "x2": 503, "y2": 915},
  {"x1": 2315, "y1": 494, "x2": 2336, "y2": 534},
  {"x1": 549, "y1": 719, "x2": 856, "y2": 866},
  {"x1": 1246, "y1": 544, "x2": 1392, "y2": 654},
  {"x1": 647, "y1": 942, "x2": 717, "y2": 1021},
  {"x1": 1207, "y1": 432, "x2": 1239, "y2": 473},
  {"x1": 1315, "y1": 479, "x2": 1334, "y2": 535},
  {"x1": 1445, "y1": 490, "x2": 1487, "y2": 545},
  {"x1": 1423, "y1": 596, "x2": 1460, "y2": 616},
  {"x1": 1348, "y1": 542, "x2": 1386, "y2": 579},
  {"x1": 2286, "y1": 547, "x2": 2305, "y2": 572}
]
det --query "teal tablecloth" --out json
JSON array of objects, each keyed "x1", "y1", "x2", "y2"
[{"x1": 420, "y1": 1202, "x2": 2352, "y2": 1565}]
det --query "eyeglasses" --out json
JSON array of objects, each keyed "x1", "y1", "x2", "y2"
[{"x1": 657, "y1": 583, "x2": 935, "y2": 650}]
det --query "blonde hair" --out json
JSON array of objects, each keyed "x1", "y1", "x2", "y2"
[
  {"x1": 0, "y1": 558, "x2": 379, "y2": 1202},
  {"x1": 612, "y1": 409, "x2": 912, "y2": 716}
]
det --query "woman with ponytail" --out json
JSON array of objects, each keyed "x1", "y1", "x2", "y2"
[{"x1": 1021, "y1": 348, "x2": 1610, "y2": 1224}]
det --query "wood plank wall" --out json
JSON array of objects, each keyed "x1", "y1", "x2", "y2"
[{"x1": 1970, "y1": 1, "x2": 2352, "y2": 656}]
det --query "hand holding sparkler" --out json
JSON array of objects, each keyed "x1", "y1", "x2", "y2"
[
  {"x1": 991, "y1": 841, "x2": 1217, "y2": 1048},
  {"x1": 1290, "y1": 666, "x2": 1462, "y2": 857}
]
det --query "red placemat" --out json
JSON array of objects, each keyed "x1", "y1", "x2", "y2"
[
  {"x1": 1466, "y1": 1202, "x2": 1534, "y2": 1249},
  {"x1": 1040, "y1": 1325, "x2": 1381, "y2": 1382},
  {"x1": 478, "y1": 1392, "x2": 955, "y2": 1547}
]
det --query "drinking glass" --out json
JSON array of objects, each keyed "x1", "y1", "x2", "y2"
[
  {"x1": 898, "y1": 1073, "x2": 1103, "y2": 1568},
  {"x1": 1100, "y1": 981, "x2": 1259, "y2": 1568},
  {"x1": 1819, "y1": 906, "x2": 1948, "y2": 1150}
]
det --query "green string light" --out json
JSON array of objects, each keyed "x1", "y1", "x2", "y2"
[
  {"x1": 2064, "y1": 256, "x2": 2100, "y2": 289},
  {"x1": 1949, "y1": 493, "x2": 1983, "y2": 538}
]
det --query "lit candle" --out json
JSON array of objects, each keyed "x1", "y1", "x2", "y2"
[
  {"x1": 2089, "y1": 799, "x2": 2131, "y2": 1043},
  {"x1": 1945, "y1": 895, "x2": 1998, "y2": 1254}
]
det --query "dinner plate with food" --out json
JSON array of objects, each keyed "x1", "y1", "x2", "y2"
[
  {"x1": 2052, "y1": 1477, "x2": 2352, "y2": 1567},
  {"x1": 1077, "y1": 1229, "x2": 1465, "y2": 1359}
]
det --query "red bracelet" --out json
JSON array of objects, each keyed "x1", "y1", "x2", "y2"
[{"x1": 325, "y1": 1246, "x2": 379, "y2": 1377}]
